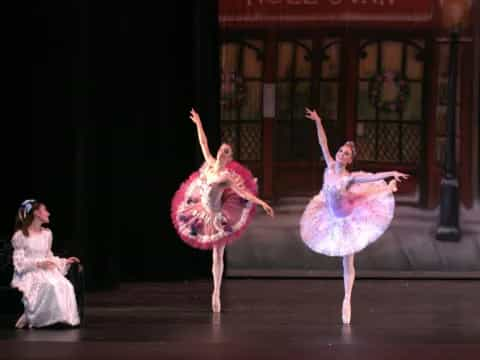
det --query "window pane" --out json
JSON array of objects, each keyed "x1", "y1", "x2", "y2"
[
  {"x1": 240, "y1": 81, "x2": 262, "y2": 121},
  {"x1": 221, "y1": 43, "x2": 239, "y2": 74},
  {"x1": 243, "y1": 40, "x2": 264, "y2": 78},
  {"x1": 378, "y1": 109, "x2": 400, "y2": 121},
  {"x1": 357, "y1": 81, "x2": 375, "y2": 120},
  {"x1": 359, "y1": 42, "x2": 378, "y2": 79},
  {"x1": 403, "y1": 83, "x2": 423, "y2": 121},
  {"x1": 291, "y1": 121, "x2": 313, "y2": 161},
  {"x1": 220, "y1": 67, "x2": 241, "y2": 121},
  {"x1": 377, "y1": 123, "x2": 400, "y2": 162},
  {"x1": 356, "y1": 122, "x2": 376, "y2": 161},
  {"x1": 240, "y1": 124, "x2": 262, "y2": 161},
  {"x1": 293, "y1": 81, "x2": 311, "y2": 119},
  {"x1": 321, "y1": 40, "x2": 340, "y2": 79},
  {"x1": 319, "y1": 82, "x2": 339, "y2": 121},
  {"x1": 295, "y1": 40, "x2": 312, "y2": 78},
  {"x1": 357, "y1": 40, "x2": 424, "y2": 165},
  {"x1": 274, "y1": 122, "x2": 291, "y2": 161},
  {"x1": 275, "y1": 40, "x2": 315, "y2": 163},
  {"x1": 276, "y1": 82, "x2": 292, "y2": 120},
  {"x1": 278, "y1": 42, "x2": 294, "y2": 80},
  {"x1": 220, "y1": 69, "x2": 244, "y2": 121},
  {"x1": 381, "y1": 41, "x2": 402, "y2": 73},
  {"x1": 406, "y1": 45, "x2": 424, "y2": 80},
  {"x1": 402, "y1": 124, "x2": 421, "y2": 163}
]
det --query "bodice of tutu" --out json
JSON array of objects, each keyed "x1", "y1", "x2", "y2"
[
  {"x1": 200, "y1": 171, "x2": 230, "y2": 213},
  {"x1": 171, "y1": 160, "x2": 258, "y2": 250},
  {"x1": 322, "y1": 175, "x2": 352, "y2": 217}
]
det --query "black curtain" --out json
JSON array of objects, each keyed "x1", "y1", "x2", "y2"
[{"x1": 2, "y1": 0, "x2": 218, "y2": 290}]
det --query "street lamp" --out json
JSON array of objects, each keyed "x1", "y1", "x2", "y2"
[{"x1": 436, "y1": 0, "x2": 472, "y2": 241}]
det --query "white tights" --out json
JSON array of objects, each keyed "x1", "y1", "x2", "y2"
[
  {"x1": 342, "y1": 254, "x2": 355, "y2": 324},
  {"x1": 211, "y1": 245, "x2": 225, "y2": 312}
]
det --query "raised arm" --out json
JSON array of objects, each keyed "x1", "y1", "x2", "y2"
[
  {"x1": 190, "y1": 108, "x2": 215, "y2": 164},
  {"x1": 228, "y1": 175, "x2": 274, "y2": 217},
  {"x1": 351, "y1": 171, "x2": 409, "y2": 185},
  {"x1": 305, "y1": 108, "x2": 334, "y2": 166}
]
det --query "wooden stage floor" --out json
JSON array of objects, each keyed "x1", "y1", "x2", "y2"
[{"x1": 0, "y1": 279, "x2": 479, "y2": 359}]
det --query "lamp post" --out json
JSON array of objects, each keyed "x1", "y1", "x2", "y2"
[{"x1": 436, "y1": 0, "x2": 472, "y2": 241}]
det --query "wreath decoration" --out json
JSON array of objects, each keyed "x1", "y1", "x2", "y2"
[
  {"x1": 368, "y1": 71, "x2": 410, "y2": 113},
  {"x1": 221, "y1": 71, "x2": 246, "y2": 109}
]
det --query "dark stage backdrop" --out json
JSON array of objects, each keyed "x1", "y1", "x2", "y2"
[{"x1": 1, "y1": 0, "x2": 220, "y2": 290}]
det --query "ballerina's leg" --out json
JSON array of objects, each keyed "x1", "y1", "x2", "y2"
[
  {"x1": 211, "y1": 244, "x2": 225, "y2": 312},
  {"x1": 342, "y1": 254, "x2": 355, "y2": 324}
]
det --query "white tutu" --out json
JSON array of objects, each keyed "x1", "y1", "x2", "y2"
[{"x1": 300, "y1": 173, "x2": 395, "y2": 257}]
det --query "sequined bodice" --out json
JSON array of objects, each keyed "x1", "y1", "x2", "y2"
[
  {"x1": 322, "y1": 173, "x2": 352, "y2": 217},
  {"x1": 200, "y1": 169, "x2": 230, "y2": 212},
  {"x1": 323, "y1": 176, "x2": 350, "y2": 197}
]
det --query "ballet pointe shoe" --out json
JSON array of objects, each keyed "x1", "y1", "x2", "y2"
[
  {"x1": 342, "y1": 299, "x2": 351, "y2": 325},
  {"x1": 211, "y1": 292, "x2": 221, "y2": 313}
]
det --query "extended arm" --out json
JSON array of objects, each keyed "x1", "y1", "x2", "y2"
[
  {"x1": 351, "y1": 171, "x2": 409, "y2": 185},
  {"x1": 305, "y1": 108, "x2": 335, "y2": 166},
  {"x1": 190, "y1": 108, "x2": 215, "y2": 164},
  {"x1": 229, "y1": 175, "x2": 274, "y2": 217}
]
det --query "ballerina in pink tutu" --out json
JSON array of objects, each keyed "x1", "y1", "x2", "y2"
[
  {"x1": 171, "y1": 109, "x2": 274, "y2": 312},
  {"x1": 300, "y1": 108, "x2": 408, "y2": 325}
]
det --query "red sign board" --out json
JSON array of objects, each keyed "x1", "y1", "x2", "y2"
[{"x1": 219, "y1": 0, "x2": 436, "y2": 28}]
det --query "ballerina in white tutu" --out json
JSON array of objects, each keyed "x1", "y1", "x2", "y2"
[{"x1": 300, "y1": 108, "x2": 408, "y2": 325}]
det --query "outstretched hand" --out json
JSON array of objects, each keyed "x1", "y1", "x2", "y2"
[
  {"x1": 392, "y1": 171, "x2": 409, "y2": 182},
  {"x1": 305, "y1": 108, "x2": 321, "y2": 122},
  {"x1": 262, "y1": 202, "x2": 275, "y2": 218},
  {"x1": 190, "y1": 108, "x2": 201, "y2": 125},
  {"x1": 66, "y1": 257, "x2": 81, "y2": 265}
]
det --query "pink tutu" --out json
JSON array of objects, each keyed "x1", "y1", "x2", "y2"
[
  {"x1": 300, "y1": 173, "x2": 395, "y2": 257},
  {"x1": 171, "y1": 161, "x2": 258, "y2": 250}
]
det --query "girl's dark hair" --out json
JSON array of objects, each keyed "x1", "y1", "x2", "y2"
[{"x1": 14, "y1": 199, "x2": 42, "y2": 237}]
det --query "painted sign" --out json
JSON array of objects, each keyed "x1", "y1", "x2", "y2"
[{"x1": 219, "y1": 0, "x2": 435, "y2": 26}]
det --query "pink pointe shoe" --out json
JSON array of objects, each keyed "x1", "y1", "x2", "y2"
[
  {"x1": 211, "y1": 293, "x2": 221, "y2": 313},
  {"x1": 342, "y1": 299, "x2": 351, "y2": 325}
]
